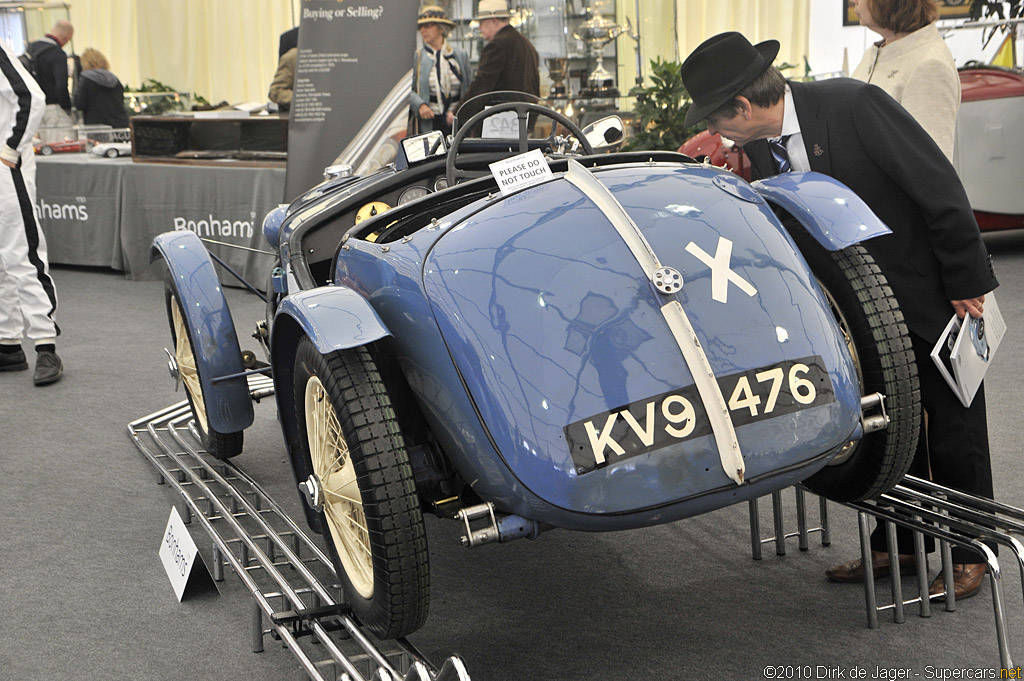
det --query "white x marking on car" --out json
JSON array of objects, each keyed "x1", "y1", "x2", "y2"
[{"x1": 685, "y1": 236, "x2": 757, "y2": 304}]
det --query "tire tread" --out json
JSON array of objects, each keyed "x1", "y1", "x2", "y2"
[{"x1": 801, "y1": 242, "x2": 920, "y2": 501}]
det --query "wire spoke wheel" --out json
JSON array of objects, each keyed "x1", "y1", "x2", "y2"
[
  {"x1": 164, "y1": 273, "x2": 243, "y2": 459},
  {"x1": 171, "y1": 296, "x2": 210, "y2": 434},
  {"x1": 293, "y1": 337, "x2": 429, "y2": 639},
  {"x1": 305, "y1": 375, "x2": 374, "y2": 598},
  {"x1": 817, "y1": 281, "x2": 861, "y2": 467}
]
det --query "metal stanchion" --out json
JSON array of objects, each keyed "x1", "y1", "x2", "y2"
[
  {"x1": 748, "y1": 487, "x2": 832, "y2": 559},
  {"x1": 858, "y1": 512, "x2": 878, "y2": 629}
]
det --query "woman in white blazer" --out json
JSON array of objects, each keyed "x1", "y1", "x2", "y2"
[{"x1": 850, "y1": 0, "x2": 960, "y2": 161}]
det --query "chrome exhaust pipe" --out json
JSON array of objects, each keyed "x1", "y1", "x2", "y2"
[
  {"x1": 455, "y1": 502, "x2": 545, "y2": 547},
  {"x1": 861, "y1": 392, "x2": 889, "y2": 434}
]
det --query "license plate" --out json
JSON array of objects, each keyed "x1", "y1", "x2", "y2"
[{"x1": 563, "y1": 356, "x2": 834, "y2": 475}]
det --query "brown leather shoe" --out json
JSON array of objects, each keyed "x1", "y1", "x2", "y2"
[
  {"x1": 929, "y1": 563, "x2": 987, "y2": 600},
  {"x1": 826, "y1": 550, "x2": 917, "y2": 583}
]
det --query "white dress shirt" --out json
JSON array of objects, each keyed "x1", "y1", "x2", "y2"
[{"x1": 772, "y1": 84, "x2": 810, "y2": 172}]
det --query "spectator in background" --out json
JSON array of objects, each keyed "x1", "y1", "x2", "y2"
[
  {"x1": 461, "y1": 0, "x2": 539, "y2": 103},
  {"x1": 73, "y1": 48, "x2": 129, "y2": 128},
  {"x1": 850, "y1": 0, "x2": 959, "y2": 160},
  {"x1": 0, "y1": 39, "x2": 63, "y2": 385},
  {"x1": 268, "y1": 47, "x2": 297, "y2": 111},
  {"x1": 25, "y1": 20, "x2": 74, "y2": 128},
  {"x1": 410, "y1": 6, "x2": 471, "y2": 137}
]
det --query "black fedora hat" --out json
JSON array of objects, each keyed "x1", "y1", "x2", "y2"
[{"x1": 680, "y1": 32, "x2": 780, "y2": 127}]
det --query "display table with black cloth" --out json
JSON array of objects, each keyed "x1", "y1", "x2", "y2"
[
  {"x1": 118, "y1": 162, "x2": 286, "y2": 284},
  {"x1": 34, "y1": 155, "x2": 286, "y2": 287},
  {"x1": 35, "y1": 155, "x2": 130, "y2": 270}
]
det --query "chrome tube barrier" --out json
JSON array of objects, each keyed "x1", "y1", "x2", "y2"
[
  {"x1": 846, "y1": 492, "x2": 1012, "y2": 668},
  {"x1": 127, "y1": 376, "x2": 471, "y2": 681},
  {"x1": 748, "y1": 487, "x2": 830, "y2": 559},
  {"x1": 749, "y1": 477, "x2": 1024, "y2": 667},
  {"x1": 843, "y1": 473, "x2": 1024, "y2": 669}
]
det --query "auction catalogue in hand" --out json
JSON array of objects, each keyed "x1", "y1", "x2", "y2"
[{"x1": 930, "y1": 294, "x2": 1006, "y2": 407}]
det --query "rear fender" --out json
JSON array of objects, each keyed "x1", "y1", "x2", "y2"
[
  {"x1": 752, "y1": 171, "x2": 891, "y2": 250},
  {"x1": 271, "y1": 286, "x2": 391, "y2": 358},
  {"x1": 150, "y1": 230, "x2": 254, "y2": 433},
  {"x1": 270, "y1": 286, "x2": 391, "y2": 532}
]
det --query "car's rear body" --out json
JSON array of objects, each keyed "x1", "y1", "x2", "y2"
[{"x1": 330, "y1": 162, "x2": 861, "y2": 530}]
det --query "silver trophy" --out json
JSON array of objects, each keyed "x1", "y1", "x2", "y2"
[{"x1": 572, "y1": 14, "x2": 630, "y2": 97}]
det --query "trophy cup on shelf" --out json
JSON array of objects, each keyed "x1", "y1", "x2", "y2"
[
  {"x1": 572, "y1": 13, "x2": 628, "y2": 103},
  {"x1": 546, "y1": 57, "x2": 569, "y2": 100}
]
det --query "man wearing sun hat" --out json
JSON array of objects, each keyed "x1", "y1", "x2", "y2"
[
  {"x1": 411, "y1": 5, "x2": 471, "y2": 136},
  {"x1": 461, "y1": 0, "x2": 539, "y2": 104},
  {"x1": 680, "y1": 31, "x2": 998, "y2": 601}
]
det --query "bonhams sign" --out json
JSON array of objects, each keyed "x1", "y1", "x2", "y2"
[
  {"x1": 285, "y1": 1, "x2": 417, "y2": 199},
  {"x1": 173, "y1": 213, "x2": 255, "y2": 239},
  {"x1": 37, "y1": 198, "x2": 88, "y2": 222}
]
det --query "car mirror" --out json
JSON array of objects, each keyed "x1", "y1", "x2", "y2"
[
  {"x1": 581, "y1": 116, "x2": 624, "y2": 151},
  {"x1": 400, "y1": 131, "x2": 447, "y2": 165}
]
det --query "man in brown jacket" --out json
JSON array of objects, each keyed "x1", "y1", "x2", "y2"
[
  {"x1": 268, "y1": 47, "x2": 296, "y2": 111},
  {"x1": 462, "y1": 0, "x2": 539, "y2": 102}
]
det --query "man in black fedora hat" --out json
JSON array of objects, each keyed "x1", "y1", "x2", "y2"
[{"x1": 680, "y1": 31, "x2": 998, "y2": 600}]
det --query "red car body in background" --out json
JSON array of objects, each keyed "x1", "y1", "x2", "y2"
[{"x1": 679, "y1": 68, "x2": 1024, "y2": 231}]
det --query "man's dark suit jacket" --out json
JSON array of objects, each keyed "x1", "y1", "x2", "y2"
[
  {"x1": 463, "y1": 24, "x2": 540, "y2": 102},
  {"x1": 744, "y1": 78, "x2": 997, "y2": 342}
]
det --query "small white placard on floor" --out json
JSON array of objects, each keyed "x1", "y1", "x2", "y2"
[
  {"x1": 489, "y1": 149, "x2": 553, "y2": 196},
  {"x1": 158, "y1": 506, "x2": 201, "y2": 601}
]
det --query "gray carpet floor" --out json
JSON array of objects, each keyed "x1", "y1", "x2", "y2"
[{"x1": 2, "y1": 229, "x2": 1023, "y2": 681}]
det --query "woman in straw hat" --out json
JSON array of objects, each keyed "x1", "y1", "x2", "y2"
[{"x1": 410, "y1": 5, "x2": 471, "y2": 137}]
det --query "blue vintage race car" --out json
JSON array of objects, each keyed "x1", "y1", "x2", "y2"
[{"x1": 153, "y1": 94, "x2": 919, "y2": 640}]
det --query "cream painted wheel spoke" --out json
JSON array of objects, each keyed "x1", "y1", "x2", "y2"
[
  {"x1": 324, "y1": 504, "x2": 373, "y2": 583},
  {"x1": 171, "y1": 297, "x2": 209, "y2": 433},
  {"x1": 323, "y1": 467, "x2": 361, "y2": 505},
  {"x1": 324, "y1": 501, "x2": 371, "y2": 556}
]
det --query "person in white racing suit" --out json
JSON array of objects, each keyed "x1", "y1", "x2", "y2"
[{"x1": 0, "y1": 38, "x2": 62, "y2": 385}]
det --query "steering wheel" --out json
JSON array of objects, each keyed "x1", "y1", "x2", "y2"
[{"x1": 445, "y1": 101, "x2": 594, "y2": 187}]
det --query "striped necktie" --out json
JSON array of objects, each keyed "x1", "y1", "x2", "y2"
[{"x1": 769, "y1": 135, "x2": 792, "y2": 173}]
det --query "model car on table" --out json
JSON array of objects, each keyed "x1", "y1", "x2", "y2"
[
  {"x1": 90, "y1": 141, "x2": 132, "y2": 158},
  {"x1": 34, "y1": 138, "x2": 93, "y2": 155},
  {"x1": 152, "y1": 92, "x2": 920, "y2": 640}
]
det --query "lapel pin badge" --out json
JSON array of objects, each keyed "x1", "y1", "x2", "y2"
[{"x1": 813, "y1": 144, "x2": 824, "y2": 157}]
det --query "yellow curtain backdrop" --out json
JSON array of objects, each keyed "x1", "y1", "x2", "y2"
[
  {"x1": 676, "y1": 0, "x2": 810, "y2": 74},
  {"x1": 616, "y1": 0, "x2": 679, "y2": 91},
  {"x1": 64, "y1": 1, "x2": 806, "y2": 108},
  {"x1": 69, "y1": 0, "x2": 299, "y2": 105},
  {"x1": 614, "y1": 0, "x2": 809, "y2": 100}
]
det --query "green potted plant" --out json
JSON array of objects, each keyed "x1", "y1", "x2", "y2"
[{"x1": 622, "y1": 57, "x2": 705, "y2": 152}]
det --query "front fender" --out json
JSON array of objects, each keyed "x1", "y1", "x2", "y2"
[
  {"x1": 151, "y1": 230, "x2": 254, "y2": 434},
  {"x1": 272, "y1": 286, "x2": 391, "y2": 357},
  {"x1": 751, "y1": 171, "x2": 891, "y2": 250}
]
